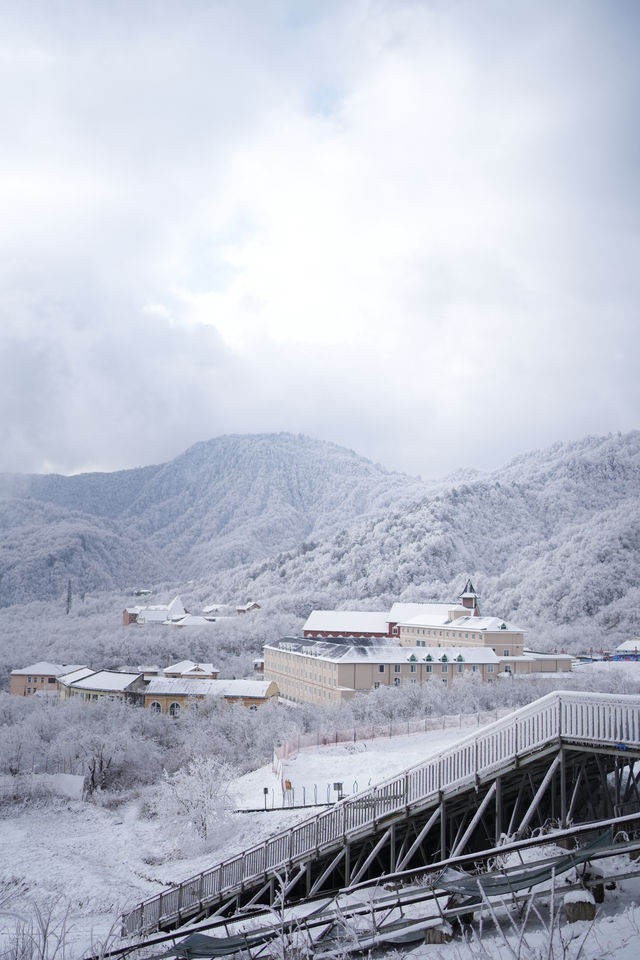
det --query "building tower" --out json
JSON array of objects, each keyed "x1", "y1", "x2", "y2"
[{"x1": 459, "y1": 579, "x2": 480, "y2": 616}]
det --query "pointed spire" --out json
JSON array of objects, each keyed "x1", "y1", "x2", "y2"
[{"x1": 459, "y1": 578, "x2": 480, "y2": 614}]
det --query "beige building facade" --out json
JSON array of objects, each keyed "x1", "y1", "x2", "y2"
[
  {"x1": 143, "y1": 678, "x2": 279, "y2": 715},
  {"x1": 398, "y1": 616, "x2": 525, "y2": 657},
  {"x1": 10, "y1": 662, "x2": 86, "y2": 696},
  {"x1": 263, "y1": 640, "x2": 502, "y2": 704}
]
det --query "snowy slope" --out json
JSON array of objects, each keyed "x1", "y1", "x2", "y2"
[
  {"x1": 1, "y1": 431, "x2": 640, "y2": 653},
  {"x1": 0, "y1": 434, "x2": 426, "y2": 606},
  {"x1": 204, "y1": 431, "x2": 640, "y2": 650}
]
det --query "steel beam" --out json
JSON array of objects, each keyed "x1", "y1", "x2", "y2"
[
  {"x1": 515, "y1": 754, "x2": 561, "y2": 839},
  {"x1": 450, "y1": 782, "x2": 498, "y2": 858},
  {"x1": 395, "y1": 804, "x2": 442, "y2": 872}
]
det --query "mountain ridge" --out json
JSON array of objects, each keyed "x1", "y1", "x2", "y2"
[{"x1": 1, "y1": 430, "x2": 638, "y2": 653}]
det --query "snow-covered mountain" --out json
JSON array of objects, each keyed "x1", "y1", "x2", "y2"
[
  {"x1": 204, "y1": 432, "x2": 640, "y2": 650},
  {"x1": 0, "y1": 433, "x2": 426, "y2": 606},
  {"x1": 1, "y1": 430, "x2": 639, "y2": 651}
]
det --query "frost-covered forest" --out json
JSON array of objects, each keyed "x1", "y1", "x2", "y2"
[
  {"x1": 1, "y1": 429, "x2": 640, "y2": 960},
  {"x1": 1, "y1": 430, "x2": 639, "y2": 676},
  {"x1": 0, "y1": 433, "x2": 426, "y2": 606}
]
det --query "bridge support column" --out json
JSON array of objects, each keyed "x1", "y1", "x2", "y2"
[
  {"x1": 515, "y1": 754, "x2": 560, "y2": 839},
  {"x1": 495, "y1": 776, "x2": 503, "y2": 842},
  {"x1": 451, "y1": 781, "x2": 497, "y2": 858},
  {"x1": 395, "y1": 803, "x2": 441, "y2": 871},
  {"x1": 390, "y1": 823, "x2": 396, "y2": 872},
  {"x1": 560, "y1": 748, "x2": 567, "y2": 828}
]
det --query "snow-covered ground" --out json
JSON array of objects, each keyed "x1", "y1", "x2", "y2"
[
  {"x1": 2, "y1": 723, "x2": 640, "y2": 960},
  {"x1": 0, "y1": 726, "x2": 467, "y2": 956}
]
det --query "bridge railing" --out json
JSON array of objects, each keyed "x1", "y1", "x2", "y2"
[{"x1": 122, "y1": 690, "x2": 640, "y2": 937}]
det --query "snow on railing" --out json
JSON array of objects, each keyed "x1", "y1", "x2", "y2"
[{"x1": 122, "y1": 690, "x2": 640, "y2": 937}]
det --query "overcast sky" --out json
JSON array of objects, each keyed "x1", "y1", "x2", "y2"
[{"x1": 1, "y1": 0, "x2": 638, "y2": 479}]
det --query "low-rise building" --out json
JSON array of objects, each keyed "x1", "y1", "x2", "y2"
[
  {"x1": 10, "y1": 662, "x2": 87, "y2": 696},
  {"x1": 263, "y1": 639, "x2": 502, "y2": 704},
  {"x1": 123, "y1": 596, "x2": 186, "y2": 626},
  {"x1": 143, "y1": 678, "x2": 278, "y2": 715},
  {"x1": 57, "y1": 670, "x2": 147, "y2": 704},
  {"x1": 614, "y1": 639, "x2": 640, "y2": 659},
  {"x1": 236, "y1": 601, "x2": 261, "y2": 614}
]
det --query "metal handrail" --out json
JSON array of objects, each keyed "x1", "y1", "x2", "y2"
[{"x1": 121, "y1": 690, "x2": 640, "y2": 936}]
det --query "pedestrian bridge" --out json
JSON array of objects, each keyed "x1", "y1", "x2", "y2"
[{"x1": 121, "y1": 690, "x2": 640, "y2": 937}]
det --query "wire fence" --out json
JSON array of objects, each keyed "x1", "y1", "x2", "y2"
[{"x1": 272, "y1": 707, "x2": 511, "y2": 779}]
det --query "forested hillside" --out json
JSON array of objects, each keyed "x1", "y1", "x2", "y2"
[
  {"x1": 0, "y1": 434, "x2": 426, "y2": 606},
  {"x1": 1, "y1": 431, "x2": 638, "y2": 653},
  {"x1": 202, "y1": 432, "x2": 640, "y2": 651}
]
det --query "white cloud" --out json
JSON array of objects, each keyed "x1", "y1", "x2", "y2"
[{"x1": 0, "y1": 0, "x2": 638, "y2": 476}]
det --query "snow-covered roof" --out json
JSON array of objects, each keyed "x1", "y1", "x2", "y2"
[
  {"x1": 202, "y1": 603, "x2": 230, "y2": 614},
  {"x1": 68, "y1": 671, "x2": 143, "y2": 692},
  {"x1": 401, "y1": 613, "x2": 524, "y2": 633},
  {"x1": 130, "y1": 596, "x2": 186, "y2": 622},
  {"x1": 58, "y1": 667, "x2": 95, "y2": 685},
  {"x1": 304, "y1": 610, "x2": 389, "y2": 633},
  {"x1": 616, "y1": 639, "x2": 640, "y2": 652},
  {"x1": 387, "y1": 602, "x2": 465, "y2": 623},
  {"x1": 163, "y1": 661, "x2": 218, "y2": 677},
  {"x1": 267, "y1": 639, "x2": 499, "y2": 665},
  {"x1": 11, "y1": 661, "x2": 86, "y2": 676},
  {"x1": 145, "y1": 678, "x2": 276, "y2": 698},
  {"x1": 166, "y1": 614, "x2": 214, "y2": 627}
]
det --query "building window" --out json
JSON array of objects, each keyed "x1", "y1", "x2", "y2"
[
  {"x1": 27, "y1": 677, "x2": 32, "y2": 683},
  {"x1": 378, "y1": 664, "x2": 385, "y2": 673},
  {"x1": 504, "y1": 665, "x2": 512, "y2": 673},
  {"x1": 394, "y1": 665, "x2": 401, "y2": 673},
  {"x1": 48, "y1": 678, "x2": 56, "y2": 684},
  {"x1": 394, "y1": 677, "x2": 401, "y2": 687},
  {"x1": 472, "y1": 664, "x2": 479, "y2": 672},
  {"x1": 503, "y1": 650, "x2": 510, "y2": 657},
  {"x1": 374, "y1": 682, "x2": 380, "y2": 689},
  {"x1": 150, "y1": 701, "x2": 161, "y2": 714},
  {"x1": 410, "y1": 664, "x2": 417, "y2": 673},
  {"x1": 441, "y1": 664, "x2": 448, "y2": 673},
  {"x1": 457, "y1": 664, "x2": 463, "y2": 673},
  {"x1": 487, "y1": 665, "x2": 494, "y2": 673},
  {"x1": 169, "y1": 702, "x2": 181, "y2": 717},
  {"x1": 425, "y1": 665, "x2": 432, "y2": 673}
]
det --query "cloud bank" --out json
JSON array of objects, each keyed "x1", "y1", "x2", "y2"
[{"x1": 1, "y1": 0, "x2": 638, "y2": 477}]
